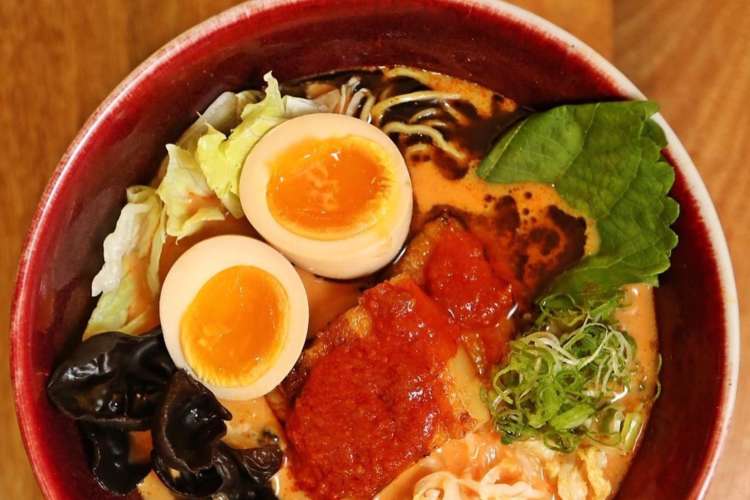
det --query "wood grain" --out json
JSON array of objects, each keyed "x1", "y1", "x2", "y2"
[
  {"x1": 0, "y1": 0, "x2": 743, "y2": 498},
  {"x1": 513, "y1": 0, "x2": 613, "y2": 57},
  {"x1": 615, "y1": 1, "x2": 750, "y2": 498}
]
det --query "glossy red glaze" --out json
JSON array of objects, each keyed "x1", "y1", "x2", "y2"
[
  {"x1": 425, "y1": 226, "x2": 515, "y2": 368},
  {"x1": 288, "y1": 280, "x2": 458, "y2": 499},
  {"x1": 9, "y1": 1, "x2": 736, "y2": 499}
]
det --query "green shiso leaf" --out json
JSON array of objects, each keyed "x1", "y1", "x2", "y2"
[{"x1": 477, "y1": 101, "x2": 679, "y2": 299}]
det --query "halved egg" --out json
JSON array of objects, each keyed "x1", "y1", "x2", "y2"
[
  {"x1": 159, "y1": 235, "x2": 308, "y2": 399},
  {"x1": 239, "y1": 113, "x2": 412, "y2": 279}
]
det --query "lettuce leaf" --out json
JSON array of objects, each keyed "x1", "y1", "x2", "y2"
[
  {"x1": 196, "y1": 72, "x2": 325, "y2": 217},
  {"x1": 153, "y1": 90, "x2": 261, "y2": 186},
  {"x1": 154, "y1": 89, "x2": 267, "y2": 238},
  {"x1": 173, "y1": 90, "x2": 261, "y2": 154},
  {"x1": 157, "y1": 144, "x2": 225, "y2": 239},
  {"x1": 477, "y1": 101, "x2": 678, "y2": 299},
  {"x1": 91, "y1": 189, "x2": 156, "y2": 297},
  {"x1": 85, "y1": 186, "x2": 165, "y2": 338}
]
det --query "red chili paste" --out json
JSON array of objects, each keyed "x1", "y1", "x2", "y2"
[
  {"x1": 424, "y1": 226, "x2": 515, "y2": 369},
  {"x1": 286, "y1": 280, "x2": 459, "y2": 499}
]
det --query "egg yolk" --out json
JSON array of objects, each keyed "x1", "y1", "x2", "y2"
[
  {"x1": 266, "y1": 135, "x2": 394, "y2": 240},
  {"x1": 180, "y1": 265, "x2": 288, "y2": 387}
]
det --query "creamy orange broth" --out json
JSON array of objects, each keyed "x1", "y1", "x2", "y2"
[
  {"x1": 136, "y1": 173, "x2": 658, "y2": 500},
  {"x1": 604, "y1": 283, "x2": 660, "y2": 495},
  {"x1": 295, "y1": 267, "x2": 363, "y2": 334},
  {"x1": 147, "y1": 280, "x2": 657, "y2": 500},
  {"x1": 137, "y1": 199, "x2": 657, "y2": 500},
  {"x1": 409, "y1": 162, "x2": 598, "y2": 256},
  {"x1": 381, "y1": 66, "x2": 500, "y2": 118}
]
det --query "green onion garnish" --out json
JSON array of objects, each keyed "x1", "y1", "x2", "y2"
[{"x1": 486, "y1": 293, "x2": 643, "y2": 453}]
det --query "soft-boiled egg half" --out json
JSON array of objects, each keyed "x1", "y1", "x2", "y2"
[
  {"x1": 240, "y1": 113, "x2": 412, "y2": 279},
  {"x1": 159, "y1": 235, "x2": 308, "y2": 399}
]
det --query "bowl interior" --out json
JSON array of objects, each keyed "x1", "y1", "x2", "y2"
[{"x1": 11, "y1": 1, "x2": 734, "y2": 499}]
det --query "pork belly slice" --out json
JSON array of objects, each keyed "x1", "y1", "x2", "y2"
[
  {"x1": 283, "y1": 271, "x2": 488, "y2": 422},
  {"x1": 282, "y1": 274, "x2": 489, "y2": 499}
]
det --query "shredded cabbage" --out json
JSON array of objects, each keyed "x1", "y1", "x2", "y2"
[
  {"x1": 160, "y1": 73, "x2": 323, "y2": 232},
  {"x1": 157, "y1": 144, "x2": 225, "y2": 239},
  {"x1": 153, "y1": 90, "x2": 261, "y2": 185},
  {"x1": 154, "y1": 89, "x2": 261, "y2": 239},
  {"x1": 176, "y1": 91, "x2": 258, "y2": 153},
  {"x1": 85, "y1": 186, "x2": 165, "y2": 338},
  {"x1": 195, "y1": 72, "x2": 326, "y2": 217},
  {"x1": 91, "y1": 191, "x2": 155, "y2": 296}
]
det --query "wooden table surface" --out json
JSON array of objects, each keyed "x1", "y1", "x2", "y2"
[{"x1": 1, "y1": 0, "x2": 747, "y2": 497}]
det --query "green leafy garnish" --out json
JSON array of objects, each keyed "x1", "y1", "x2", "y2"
[
  {"x1": 485, "y1": 293, "x2": 643, "y2": 453},
  {"x1": 477, "y1": 101, "x2": 678, "y2": 300}
]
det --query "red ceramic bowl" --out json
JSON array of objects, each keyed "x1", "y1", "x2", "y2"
[{"x1": 10, "y1": 1, "x2": 739, "y2": 499}]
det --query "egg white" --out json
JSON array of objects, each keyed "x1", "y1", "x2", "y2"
[
  {"x1": 159, "y1": 235, "x2": 308, "y2": 400},
  {"x1": 239, "y1": 113, "x2": 413, "y2": 279}
]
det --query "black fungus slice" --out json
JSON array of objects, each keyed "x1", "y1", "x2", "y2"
[
  {"x1": 151, "y1": 450, "x2": 223, "y2": 497},
  {"x1": 47, "y1": 329, "x2": 175, "y2": 430},
  {"x1": 79, "y1": 423, "x2": 150, "y2": 495},
  {"x1": 213, "y1": 443, "x2": 283, "y2": 500},
  {"x1": 152, "y1": 369, "x2": 232, "y2": 472},
  {"x1": 49, "y1": 333, "x2": 282, "y2": 498},
  {"x1": 150, "y1": 370, "x2": 282, "y2": 499},
  {"x1": 153, "y1": 442, "x2": 283, "y2": 499}
]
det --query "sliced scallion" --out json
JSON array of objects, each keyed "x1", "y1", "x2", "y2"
[{"x1": 486, "y1": 293, "x2": 642, "y2": 453}]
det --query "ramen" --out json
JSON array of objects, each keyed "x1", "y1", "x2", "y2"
[{"x1": 47, "y1": 66, "x2": 676, "y2": 500}]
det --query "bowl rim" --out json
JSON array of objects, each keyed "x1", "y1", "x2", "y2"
[{"x1": 9, "y1": 0, "x2": 740, "y2": 498}]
